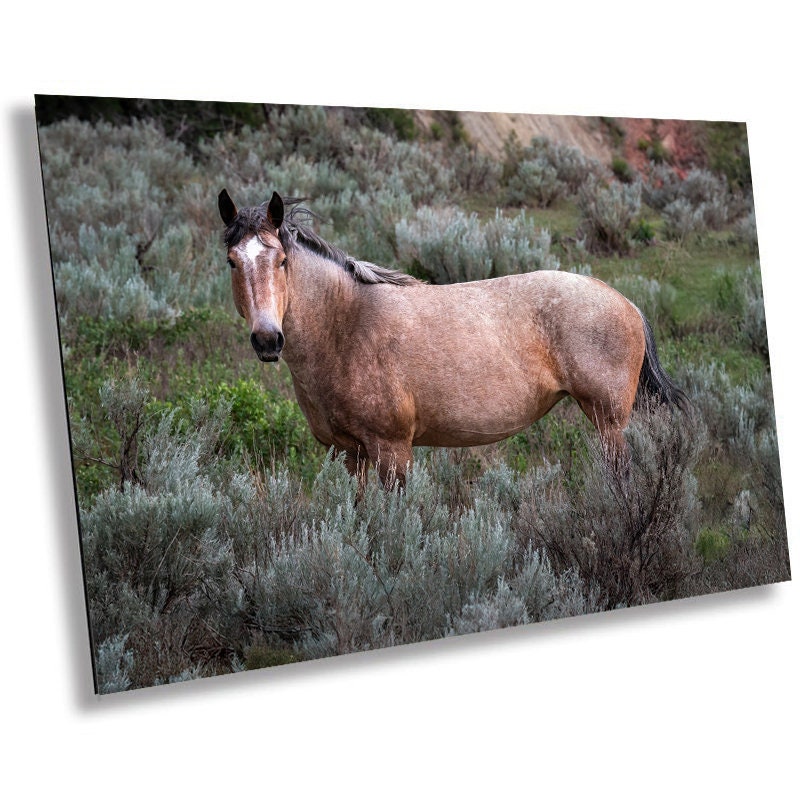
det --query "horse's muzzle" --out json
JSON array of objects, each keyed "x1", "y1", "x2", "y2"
[{"x1": 251, "y1": 328, "x2": 284, "y2": 362}]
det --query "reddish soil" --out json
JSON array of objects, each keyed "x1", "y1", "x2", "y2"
[{"x1": 617, "y1": 118, "x2": 707, "y2": 178}]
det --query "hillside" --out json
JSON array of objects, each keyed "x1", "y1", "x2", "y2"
[
  {"x1": 416, "y1": 110, "x2": 614, "y2": 163},
  {"x1": 415, "y1": 109, "x2": 711, "y2": 178}
]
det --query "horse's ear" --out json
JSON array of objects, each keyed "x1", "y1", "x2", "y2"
[
  {"x1": 218, "y1": 189, "x2": 237, "y2": 226},
  {"x1": 267, "y1": 191, "x2": 284, "y2": 229}
]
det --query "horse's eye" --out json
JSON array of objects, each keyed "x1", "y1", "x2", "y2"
[
  {"x1": 227, "y1": 258, "x2": 235, "y2": 269},
  {"x1": 280, "y1": 258, "x2": 287, "y2": 269}
]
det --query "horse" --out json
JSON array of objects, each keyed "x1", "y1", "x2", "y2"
[{"x1": 218, "y1": 189, "x2": 688, "y2": 490}]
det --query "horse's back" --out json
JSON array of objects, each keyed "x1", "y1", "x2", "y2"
[
  {"x1": 380, "y1": 270, "x2": 643, "y2": 374},
  {"x1": 360, "y1": 270, "x2": 644, "y2": 447}
]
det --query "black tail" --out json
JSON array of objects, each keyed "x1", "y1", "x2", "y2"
[{"x1": 635, "y1": 310, "x2": 690, "y2": 412}]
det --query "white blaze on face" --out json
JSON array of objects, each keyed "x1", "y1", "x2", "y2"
[
  {"x1": 236, "y1": 236, "x2": 280, "y2": 329},
  {"x1": 243, "y1": 236, "x2": 264, "y2": 264}
]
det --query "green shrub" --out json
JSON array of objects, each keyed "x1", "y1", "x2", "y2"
[
  {"x1": 712, "y1": 268, "x2": 746, "y2": 317},
  {"x1": 601, "y1": 117, "x2": 626, "y2": 147},
  {"x1": 682, "y1": 169, "x2": 731, "y2": 230},
  {"x1": 503, "y1": 135, "x2": 607, "y2": 207},
  {"x1": 733, "y1": 211, "x2": 759, "y2": 254},
  {"x1": 641, "y1": 162, "x2": 682, "y2": 210},
  {"x1": 40, "y1": 119, "x2": 235, "y2": 325},
  {"x1": 705, "y1": 267, "x2": 769, "y2": 362},
  {"x1": 95, "y1": 635, "x2": 134, "y2": 694},
  {"x1": 226, "y1": 453, "x2": 600, "y2": 659},
  {"x1": 79, "y1": 380, "x2": 789, "y2": 690},
  {"x1": 200, "y1": 109, "x2": 455, "y2": 206},
  {"x1": 611, "y1": 274, "x2": 679, "y2": 335},
  {"x1": 704, "y1": 121, "x2": 752, "y2": 192},
  {"x1": 644, "y1": 166, "x2": 734, "y2": 242},
  {"x1": 202, "y1": 378, "x2": 324, "y2": 481},
  {"x1": 395, "y1": 205, "x2": 489, "y2": 283},
  {"x1": 678, "y1": 360, "x2": 773, "y2": 447},
  {"x1": 451, "y1": 144, "x2": 501, "y2": 194},
  {"x1": 677, "y1": 358, "x2": 784, "y2": 540},
  {"x1": 81, "y1": 389, "x2": 236, "y2": 684},
  {"x1": 395, "y1": 206, "x2": 557, "y2": 283},
  {"x1": 695, "y1": 528, "x2": 730, "y2": 563},
  {"x1": 484, "y1": 210, "x2": 558, "y2": 276},
  {"x1": 506, "y1": 158, "x2": 564, "y2": 207},
  {"x1": 739, "y1": 266, "x2": 769, "y2": 362},
  {"x1": 54, "y1": 224, "x2": 180, "y2": 323},
  {"x1": 612, "y1": 156, "x2": 635, "y2": 183},
  {"x1": 662, "y1": 198, "x2": 704, "y2": 243},
  {"x1": 577, "y1": 178, "x2": 642, "y2": 254},
  {"x1": 39, "y1": 119, "x2": 196, "y2": 228},
  {"x1": 318, "y1": 188, "x2": 415, "y2": 266},
  {"x1": 637, "y1": 136, "x2": 669, "y2": 164},
  {"x1": 364, "y1": 107, "x2": 417, "y2": 141},
  {"x1": 631, "y1": 217, "x2": 656, "y2": 243},
  {"x1": 204, "y1": 105, "x2": 339, "y2": 165},
  {"x1": 525, "y1": 136, "x2": 606, "y2": 192}
]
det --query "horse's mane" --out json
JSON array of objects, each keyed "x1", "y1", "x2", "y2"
[{"x1": 223, "y1": 200, "x2": 421, "y2": 287}]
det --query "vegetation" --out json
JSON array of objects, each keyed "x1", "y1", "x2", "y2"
[{"x1": 37, "y1": 103, "x2": 789, "y2": 692}]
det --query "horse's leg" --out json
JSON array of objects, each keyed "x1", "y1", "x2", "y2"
[
  {"x1": 341, "y1": 448, "x2": 369, "y2": 502},
  {"x1": 598, "y1": 421, "x2": 632, "y2": 480},
  {"x1": 366, "y1": 439, "x2": 413, "y2": 491},
  {"x1": 575, "y1": 396, "x2": 632, "y2": 480}
]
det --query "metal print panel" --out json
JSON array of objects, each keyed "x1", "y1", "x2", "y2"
[{"x1": 35, "y1": 97, "x2": 791, "y2": 693}]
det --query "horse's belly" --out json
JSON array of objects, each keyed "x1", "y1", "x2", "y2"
[
  {"x1": 411, "y1": 390, "x2": 564, "y2": 448},
  {"x1": 412, "y1": 422, "x2": 530, "y2": 448},
  {"x1": 405, "y1": 347, "x2": 564, "y2": 447}
]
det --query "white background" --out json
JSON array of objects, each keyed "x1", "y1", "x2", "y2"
[{"x1": 2, "y1": 2, "x2": 797, "y2": 796}]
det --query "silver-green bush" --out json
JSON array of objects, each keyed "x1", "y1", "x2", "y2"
[
  {"x1": 81, "y1": 374, "x2": 737, "y2": 690},
  {"x1": 503, "y1": 135, "x2": 608, "y2": 205},
  {"x1": 395, "y1": 206, "x2": 557, "y2": 283},
  {"x1": 611, "y1": 274, "x2": 679, "y2": 335},
  {"x1": 506, "y1": 158, "x2": 564, "y2": 207},
  {"x1": 644, "y1": 166, "x2": 736, "y2": 241},
  {"x1": 577, "y1": 179, "x2": 642, "y2": 254},
  {"x1": 517, "y1": 406, "x2": 704, "y2": 606}
]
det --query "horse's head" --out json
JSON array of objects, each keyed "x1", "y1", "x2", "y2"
[{"x1": 219, "y1": 190, "x2": 288, "y2": 363}]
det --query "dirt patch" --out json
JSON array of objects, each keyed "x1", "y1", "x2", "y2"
[
  {"x1": 415, "y1": 109, "x2": 614, "y2": 165},
  {"x1": 414, "y1": 109, "x2": 707, "y2": 178},
  {"x1": 617, "y1": 118, "x2": 707, "y2": 177},
  {"x1": 462, "y1": 112, "x2": 614, "y2": 164}
]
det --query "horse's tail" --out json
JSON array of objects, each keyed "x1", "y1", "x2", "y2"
[{"x1": 634, "y1": 308, "x2": 690, "y2": 412}]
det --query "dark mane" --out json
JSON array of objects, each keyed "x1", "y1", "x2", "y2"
[{"x1": 223, "y1": 200, "x2": 421, "y2": 287}]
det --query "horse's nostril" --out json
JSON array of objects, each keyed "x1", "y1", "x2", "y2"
[{"x1": 251, "y1": 328, "x2": 284, "y2": 355}]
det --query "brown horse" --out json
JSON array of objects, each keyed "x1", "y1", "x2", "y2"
[{"x1": 218, "y1": 190, "x2": 687, "y2": 488}]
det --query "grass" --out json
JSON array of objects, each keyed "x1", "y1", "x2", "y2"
[
  {"x1": 65, "y1": 306, "x2": 307, "y2": 501},
  {"x1": 518, "y1": 200, "x2": 582, "y2": 240}
]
